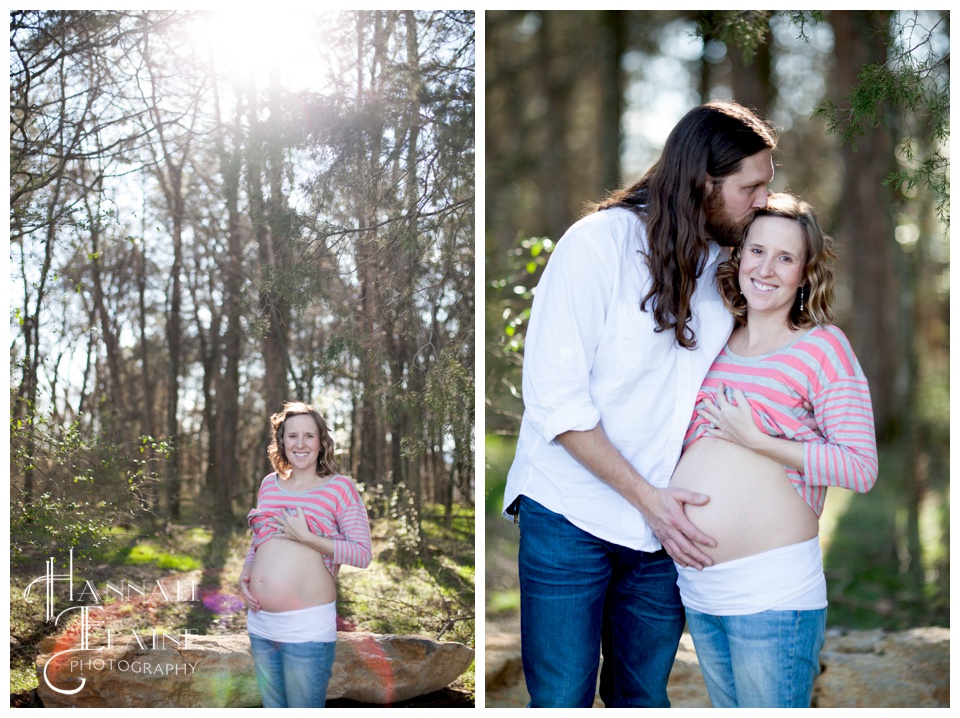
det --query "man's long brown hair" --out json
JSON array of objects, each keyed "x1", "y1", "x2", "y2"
[{"x1": 596, "y1": 100, "x2": 777, "y2": 349}]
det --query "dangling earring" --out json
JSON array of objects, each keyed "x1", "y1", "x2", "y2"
[{"x1": 799, "y1": 285, "x2": 805, "y2": 313}]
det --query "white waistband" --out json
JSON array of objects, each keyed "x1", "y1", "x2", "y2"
[
  {"x1": 247, "y1": 601, "x2": 337, "y2": 643},
  {"x1": 676, "y1": 537, "x2": 827, "y2": 615}
]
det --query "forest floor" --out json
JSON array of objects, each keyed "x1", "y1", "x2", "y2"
[{"x1": 10, "y1": 504, "x2": 475, "y2": 708}]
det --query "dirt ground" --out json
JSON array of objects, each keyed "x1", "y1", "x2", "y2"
[{"x1": 484, "y1": 511, "x2": 529, "y2": 707}]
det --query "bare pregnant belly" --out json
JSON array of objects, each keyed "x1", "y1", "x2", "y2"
[
  {"x1": 249, "y1": 539, "x2": 336, "y2": 612},
  {"x1": 670, "y1": 438, "x2": 819, "y2": 565}
]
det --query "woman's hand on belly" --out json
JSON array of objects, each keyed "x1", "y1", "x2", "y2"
[
  {"x1": 699, "y1": 383, "x2": 805, "y2": 471},
  {"x1": 698, "y1": 383, "x2": 766, "y2": 450},
  {"x1": 271, "y1": 506, "x2": 314, "y2": 543},
  {"x1": 238, "y1": 564, "x2": 262, "y2": 612},
  {"x1": 272, "y1": 507, "x2": 337, "y2": 558}
]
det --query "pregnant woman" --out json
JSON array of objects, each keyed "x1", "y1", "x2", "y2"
[
  {"x1": 238, "y1": 402, "x2": 372, "y2": 708},
  {"x1": 670, "y1": 193, "x2": 878, "y2": 707}
]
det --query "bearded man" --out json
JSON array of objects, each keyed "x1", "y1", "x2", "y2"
[{"x1": 503, "y1": 100, "x2": 778, "y2": 708}]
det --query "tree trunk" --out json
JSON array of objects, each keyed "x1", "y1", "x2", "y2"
[
  {"x1": 14, "y1": 169, "x2": 64, "y2": 505},
  {"x1": 599, "y1": 11, "x2": 627, "y2": 191},
  {"x1": 217, "y1": 145, "x2": 244, "y2": 515},
  {"x1": 164, "y1": 162, "x2": 184, "y2": 520},
  {"x1": 135, "y1": 237, "x2": 158, "y2": 513},
  {"x1": 246, "y1": 77, "x2": 290, "y2": 418},
  {"x1": 830, "y1": 10, "x2": 902, "y2": 437},
  {"x1": 86, "y1": 191, "x2": 126, "y2": 425},
  {"x1": 354, "y1": 11, "x2": 390, "y2": 492},
  {"x1": 536, "y1": 12, "x2": 571, "y2": 241},
  {"x1": 729, "y1": 22, "x2": 774, "y2": 116}
]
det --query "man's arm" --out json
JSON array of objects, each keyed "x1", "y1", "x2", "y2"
[{"x1": 557, "y1": 425, "x2": 717, "y2": 570}]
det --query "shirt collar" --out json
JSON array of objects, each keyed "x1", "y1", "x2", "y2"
[{"x1": 707, "y1": 240, "x2": 729, "y2": 266}]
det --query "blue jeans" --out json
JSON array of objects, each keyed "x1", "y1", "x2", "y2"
[
  {"x1": 685, "y1": 607, "x2": 827, "y2": 707},
  {"x1": 248, "y1": 634, "x2": 336, "y2": 707},
  {"x1": 517, "y1": 496, "x2": 684, "y2": 708}
]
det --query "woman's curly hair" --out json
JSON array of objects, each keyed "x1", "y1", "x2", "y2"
[
  {"x1": 267, "y1": 401, "x2": 340, "y2": 478},
  {"x1": 717, "y1": 192, "x2": 836, "y2": 329}
]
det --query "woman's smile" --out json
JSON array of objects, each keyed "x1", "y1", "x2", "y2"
[
  {"x1": 750, "y1": 279, "x2": 779, "y2": 292},
  {"x1": 283, "y1": 414, "x2": 321, "y2": 472},
  {"x1": 739, "y1": 215, "x2": 806, "y2": 319}
]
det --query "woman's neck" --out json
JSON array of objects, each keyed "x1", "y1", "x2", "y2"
[
  {"x1": 732, "y1": 313, "x2": 800, "y2": 356},
  {"x1": 284, "y1": 466, "x2": 323, "y2": 487}
]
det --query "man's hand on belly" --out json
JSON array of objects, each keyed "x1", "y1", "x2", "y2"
[
  {"x1": 639, "y1": 486, "x2": 716, "y2": 570},
  {"x1": 557, "y1": 424, "x2": 718, "y2": 570}
]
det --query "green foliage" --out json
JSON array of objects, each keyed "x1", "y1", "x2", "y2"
[
  {"x1": 396, "y1": 345, "x2": 474, "y2": 483},
  {"x1": 342, "y1": 503, "x2": 475, "y2": 648},
  {"x1": 485, "y1": 235, "x2": 554, "y2": 434},
  {"x1": 695, "y1": 9, "x2": 825, "y2": 63},
  {"x1": 701, "y1": 11, "x2": 949, "y2": 227},
  {"x1": 487, "y1": 588, "x2": 520, "y2": 616},
  {"x1": 815, "y1": 12, "x2": 948, "y2": 226},
  {"x1": 484, "y1": 434, "x2": 516, "y2": 515},
  {"x1": 780, "y1": 10, "x2": 825, "y2": 42},
  {"x1": 117, "y1": 542, "x2": 203, "y2": 571},
  {"x1": 365, "y1": 481, "x2": 423, "y2": 566},
  {"x1": 814, "y1": 14, "x2": 949, "y2": 225},
  {"x1": 822, "y1": 439, "x2": 949, "y2": 630},
  {"x1": 10, "y1": 411, "x2": 170, "y2": 563},
  {"x1": 10, "y1": 665, "x2": 36, "y2": 697},
  {"x1": 694, "y1": 10, "x2": 774, "y2": 64},
  {"x1": 491, "y1": 235, "x2": 554, "y2": 355}
]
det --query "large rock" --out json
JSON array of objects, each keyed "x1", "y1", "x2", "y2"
[
  {"x1": 327, "y1": 632, "x2": 474, "y2": 704},
  {"x1": 813, "y1": 627, "x2": 949, "y2": 707},
  {"x1": 485, "y1": 627, "x2": 949, "y2": 708},
  {"x1": 36, "y1": 632, "x2": 474, "y2": 707}
]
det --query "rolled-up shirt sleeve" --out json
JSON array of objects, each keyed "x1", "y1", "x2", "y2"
[{"x1": 521, "y1": 222, "x2": 618, "y2": 443}]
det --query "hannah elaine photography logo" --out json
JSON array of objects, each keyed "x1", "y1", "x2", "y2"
[{"x1": 24, "y1": 548, "x2": 203, "y2": 695}]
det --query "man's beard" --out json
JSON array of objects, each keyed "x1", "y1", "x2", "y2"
[{"x1": 705, "y1": 190, "x2": 751, "y2": 248}]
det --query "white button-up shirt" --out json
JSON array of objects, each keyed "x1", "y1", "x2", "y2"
[{"x1": 503, "y1": 207, "x2": 733, "y2": 551}]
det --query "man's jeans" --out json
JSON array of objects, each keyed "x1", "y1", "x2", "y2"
[
  {"x1": 685, "y1": 607, "x2": 826, "y2": 707},
  {"x1": 249, "y1": 634, "x2": 336, "y2": 707},
  {"x1": 517, "y1": 496, "x2": 684, "y2": 707}
]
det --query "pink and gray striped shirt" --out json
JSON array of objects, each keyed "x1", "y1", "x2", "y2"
[
  {"x1": 244, "y1": 473, "x2": 372, "y2": 579},
  {"x1": 684, "y1": 324, "x2": 878, "y2": 516}
]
